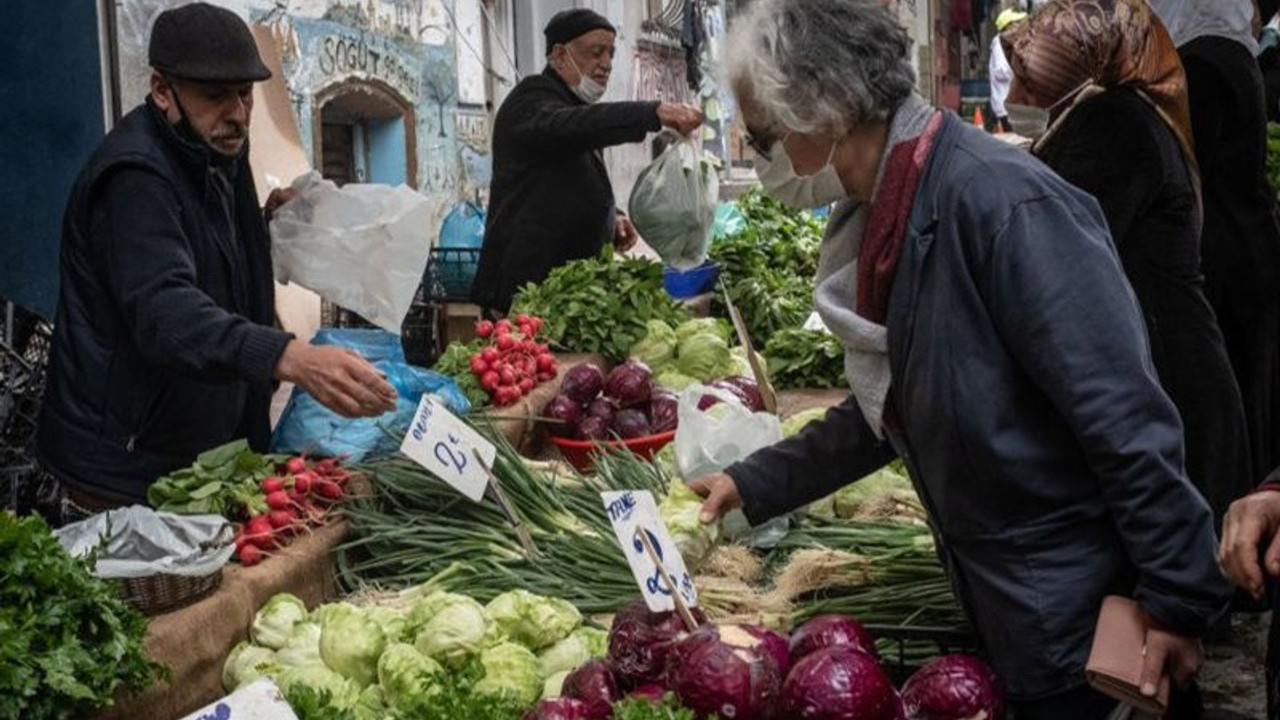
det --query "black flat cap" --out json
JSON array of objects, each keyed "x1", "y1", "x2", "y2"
[
  {"x1": 544, "y1": 8, "x2": 615, "y2": 49},
  {"x1": 149, "y1": 2, "x2": 271, "y2": 83}
]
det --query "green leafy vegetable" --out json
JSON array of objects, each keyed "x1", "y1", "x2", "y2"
[
  {"x1": 473, "y1": 641, "x2": 543, "y2": 706},
  {"x1": 763, "y1": 328, "x2": 846, "y2": 389},
  {"x1": 510, "y1": 247, "x2": 690, "y2": 361},
  {"x1": 484, "y1": 589, "x2": 582, "y2": 651},
  {"x1": 433, "y1": 340, "x2": 487, "y2": 408},
  {"x1": 611, "y1": 695, "x2": 702, "y2": 720},
  {"x1": 146, "y1": 438, "x2": 283, "y2": 517},
  {"x1": 252, "y1": 592, "x2": 310, "y2": 650},
  {"x1": 0, "y1": 513, "x2": 162, "y2": 719}
]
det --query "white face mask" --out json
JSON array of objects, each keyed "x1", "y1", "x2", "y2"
[
  {"x1": 753, "y1": 136, "x2": 847, "y2": 210},
  {"x1": 1005, "y1": 102, "x2": 1050, "y2": 139},
  {"x1": 566, "y1": 51, "x2": 606, "y2": 104}
]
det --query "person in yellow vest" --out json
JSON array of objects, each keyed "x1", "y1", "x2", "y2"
[{"x1": 989, "y1": 8, "x2": 1029, "y2": 132}]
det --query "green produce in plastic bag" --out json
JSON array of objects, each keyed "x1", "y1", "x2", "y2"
[
  {"x1": 630, "y1": 320, "x2": 677, "y2": 367},
  {"x1": 628, "y1": 136, "x2": 718, "y2": 270}
]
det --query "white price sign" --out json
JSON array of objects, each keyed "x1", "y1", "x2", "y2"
[
  {"x1": 400, "y1": 395, "x2": 497, "y2": 502},
  {"x1": 602, "y1": 490, "x2": 698, "y2": 612},
  {"x1": 180, "y1": 679, "x2": 298, "y2": 720}
]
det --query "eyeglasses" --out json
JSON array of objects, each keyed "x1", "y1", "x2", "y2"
[{"x1": 744, "y1": 129, "x2": 790, "y2": 161}]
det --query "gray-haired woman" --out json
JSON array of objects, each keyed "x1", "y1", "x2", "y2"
[{"x1": 689, "y1": 0, "x2": 1230, "y2": 717}]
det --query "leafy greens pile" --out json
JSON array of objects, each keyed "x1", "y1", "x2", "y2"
[
  {"x1": 0, "y1": 512, "x2": 162, "y2": 719},
  {"x1": 510, "y1": 247, "x2": 689, "y2": 361},
  {"x1": 710, "y1": 188, "x2": 824, "y2": 347},
  {"x1": 762, "y1": 328, "x2": 846, "y2": 390},
  {"x1": 432, "y1": 339, "x2": 487, "y2": 408},
  {"x1": 146, "y1": 438, "x2": 281, "y2": 517}
]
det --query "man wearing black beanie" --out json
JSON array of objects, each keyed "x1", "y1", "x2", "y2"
[{"x1": 471, "y1": 8, "x2": 704, "y2": 315}]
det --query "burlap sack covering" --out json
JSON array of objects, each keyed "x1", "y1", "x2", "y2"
[{"x1": 89, "y1": 521, "x2": 347, "y2": 720}]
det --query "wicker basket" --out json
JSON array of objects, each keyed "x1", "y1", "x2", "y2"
[{"x1": 115, "y1": 566, "x2": 224, "y2": 616}]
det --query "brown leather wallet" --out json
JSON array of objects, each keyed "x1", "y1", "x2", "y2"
[{"x1": 1085, "y1": 596, "x2": 1170, "y2": 715}]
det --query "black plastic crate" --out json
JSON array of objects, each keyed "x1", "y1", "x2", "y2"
[
  {"x1": 1, "y1": 313, "x2": 52, "y2": 513},
  {"x1": 865, "y1": 623, "x2": 984, "y2": 685},
  {"x1": 425, "y1": 247, "x2": 481, "y2": 302}
]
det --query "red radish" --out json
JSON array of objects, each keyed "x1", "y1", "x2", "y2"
[
  {"x1": 300, "y1": 500, "x2": 326, "y2": 524},
  {"x1": 497, "y1": 334, "x2": 516, "y2": 351},
  {"x1": 315, "y1": 480, "x2": 344, "y2": 501},
  {"x1": 238, "y1": 543, "x2": 264, "y2": 566},
  {"x1": 519, "y1": 378, "x2": 535, "y2": 393},
  {"x1": 537, "y1": 355, "x2": 556, "y2": 371},
  {"x1": 311, "y1": 458, "x2": 337, "y2": 476},
  {"x1": 496, "y1": 320, "x2": 513, "y2": 333},
  {"x1": 481, "y1": 371, "x2": 500, "y2": 392},
  {"x1": 284, "y1": 457, "x2": 307, "y2": 475},
  {"x1": 293, "y1": 475, "x2": 313, "y2": 495},
  {"x1": 515, "y1": 313, "x2": 530, "y2": 325},
  {"x1": 261, "y1": 477, "x2": 286, "y2": 494},
  {"x1": 481, "y1": 347, "x2": 499, "y2": 363},
  {"x1": 477, "y1": 320, "x2": 495, "y2": 338},
  {"x1": 265, "y1": 490, "x2": 292, "y2": 511},
  {"x1": 499, "y1": 368, "x2": 517, "y2": 386},
  {"x1": 268, "y1": 509, "x2": 296, "y2": 530},
  {"x1": 471, "y1": 356, "x2": 488, "y2": 375}
]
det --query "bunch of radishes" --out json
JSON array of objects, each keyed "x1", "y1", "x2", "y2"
[
  {"x1": 233, "y1": 455, "x2": 351, "y2": 567},
  {"x1": 470, "y1": 314, "x2": 558, "y2": 407}
]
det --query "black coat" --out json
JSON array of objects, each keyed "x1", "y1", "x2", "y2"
[
  {"x1": 1035, "y1": 88, "x2": 1252, "y2": 525},
  {"x1": 1180, "y1": 36, "x2": 1280, "y2": 482},
  {"x1": 471, "y1": 67, "x2": 660, "y2": 313},
  {"x1": 37, "y1": 98, "x2": 292, "y2": 503}
]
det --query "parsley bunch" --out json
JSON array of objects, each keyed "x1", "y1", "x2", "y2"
[{"x1": 0, "y1": 512, "x2": 162, "y2": 719}]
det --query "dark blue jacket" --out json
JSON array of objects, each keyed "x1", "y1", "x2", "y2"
[
  {"x1": 471, "y1": 67, "x2": 660, "y2": 313},
  {"x1": 37, "y1": 98, "x2": 292, "y2": 503},
  {"x1": 727, "y1": 113, "x2": 1231, "y2": 700}
]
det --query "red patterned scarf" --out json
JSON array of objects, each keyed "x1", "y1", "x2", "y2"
[{"x1": 856, "y1": 112, "x2": 944, "y2": 324}]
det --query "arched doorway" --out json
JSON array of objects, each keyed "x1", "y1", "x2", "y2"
[{"x1": 312, "y1": 79, "x2": 417, "y2": 188}]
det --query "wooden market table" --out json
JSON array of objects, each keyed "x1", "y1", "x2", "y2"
[{"x1": 89, "y1": 521, "x2": 347, "y2": 720}]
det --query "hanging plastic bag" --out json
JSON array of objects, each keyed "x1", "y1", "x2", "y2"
[
  {"x1": 628, "y1": 134, "x2": 718, "y2": 270},
  {"x1": 310, "y1": 328, "x2": 406, "y2": 364},
  {"x1": 271, "y1": 333, "x2": 471, "y2": 462},
  {"x1": 270, "y1": 171, "x2": 433, "y2": 334},
  {"x1": 673, "y1": 384, "x2": 791, "y2": 547},
  {"x1": 432, "y1": 200, "x2": 487, "y2": 297}
]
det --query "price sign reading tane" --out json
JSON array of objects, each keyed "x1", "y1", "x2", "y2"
[
  {"x1": 601, "y1": 490, "x2": 698, "y2": 612},
  {"x1": 400, "y1": 396, "x2": 496, "y2": 502}
]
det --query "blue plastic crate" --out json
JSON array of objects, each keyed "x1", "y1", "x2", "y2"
[{"x1": 663, "y1": 260, "x2": 720, "y2": 299}]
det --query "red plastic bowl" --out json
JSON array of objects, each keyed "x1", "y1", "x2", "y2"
[{"x1": 548, "y1": 430, "x2": 677, "y2": 473}]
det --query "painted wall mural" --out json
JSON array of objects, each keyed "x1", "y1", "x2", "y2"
[{"x1": 115, "y1": 0, "x2": 489, "y2": 242}]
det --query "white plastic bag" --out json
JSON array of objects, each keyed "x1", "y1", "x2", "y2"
[
  {"x1": 673, "y1": 385, "x2": 790, "y2": 547},
  {"x1": 53, "y1": 506, "x2": 234, "y2": 579},
  {"x1": 628, "y1": 136, "x2": 718, "y2": 269},
  {"x1": 270, "y1": 171, "x2": 433, "y2": 334}
]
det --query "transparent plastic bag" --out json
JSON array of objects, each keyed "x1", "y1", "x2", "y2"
[
  {"x1": 673, "y1": 385, "x2": 791, "y2": 547},
  {"x1": 628, "y1": 135, "x2": 718, "y2": 270},
  {"x1": 270, "y1": 171, "x2": 433, "y2": 334}
]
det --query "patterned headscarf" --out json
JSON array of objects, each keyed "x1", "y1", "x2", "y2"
[{"x1": 1001, "y1": 0, "x2": 1197, "y2": 174}]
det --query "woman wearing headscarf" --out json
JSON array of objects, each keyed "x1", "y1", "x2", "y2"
[
  {"x1": 1002, "y1": 0, "x2": 1251, "y2": 534},
  {"x1": 689, "y1": 0, "x2": 1230, "y2": 716},
  {"x1": 1147, "y1": 0, "x2": 1280, "y2": 487}
]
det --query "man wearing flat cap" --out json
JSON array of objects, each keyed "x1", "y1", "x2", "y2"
[
  {"x1": 471, "y1": 8, "x2": 704, "y2": 315},
  {"x1": 37, "y1": 2, "x2": 396, "y2": 522}
]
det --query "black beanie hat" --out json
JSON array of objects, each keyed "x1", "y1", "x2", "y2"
[
  {"x1": 544, "y1": 8, "x2": 615, "y2": 50},
  {"x1": 149, "y1": 2, "x2": 271, "y2": 83}
]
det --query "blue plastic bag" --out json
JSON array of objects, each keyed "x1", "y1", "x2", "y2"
[
  {"x1": 439, "y1": 201, "x2": 486, "y2": 249},
  {"x1": 271, "y1": 334, "x2": 471, "y2": 462},
  {"x1": 310, "y1": 328, "x2": 406, "y2": 360}
]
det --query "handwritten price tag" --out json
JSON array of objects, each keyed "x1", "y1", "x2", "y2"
[
  {"x1": 601, "y1": 490, "x2": 698, "y2": 612},
  {"x1": 400, "y1": 396, "x2": 496, "y2": 502}
]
